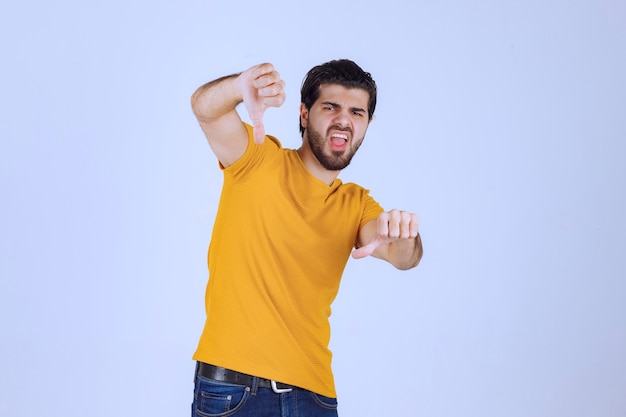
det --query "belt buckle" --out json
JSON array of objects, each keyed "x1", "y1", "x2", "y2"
[{"x1": 271, "y1": 380, "x2": 293, "y2": 394}]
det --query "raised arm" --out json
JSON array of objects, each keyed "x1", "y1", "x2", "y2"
[
  {"x1": 190, "y1": 63, "x2": 286, "y2": 167},
  {"x1": 352, "y1": 209, "x2": 423, "y2": 270}
]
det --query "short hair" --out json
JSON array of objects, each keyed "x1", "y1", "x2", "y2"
[{"x1": 299, "y1": 59, "x2": 377, "y2": 137}]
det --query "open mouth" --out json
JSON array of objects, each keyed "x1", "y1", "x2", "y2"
[{"x1": 330, "y1": 132, "x2": 349, "y2": 150}]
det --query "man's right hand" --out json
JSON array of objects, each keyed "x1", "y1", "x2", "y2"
[{"x1": 236, "y1": 63, "x2": 286, "y2": 144}]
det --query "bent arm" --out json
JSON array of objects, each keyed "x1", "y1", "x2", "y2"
[
  {"x1": 191, "y1": 73, "x2": 248, "y2": 168},
  {"x1": 190, "y1": 63, "x2": 286, "y2": 168}
]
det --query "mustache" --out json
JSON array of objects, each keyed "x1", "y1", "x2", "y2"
[{"x1": 328, "y1": 125, "x2": 352, "y2": 136}]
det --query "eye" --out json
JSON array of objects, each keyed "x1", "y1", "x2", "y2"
[{"x1": 324, "y1": 105, "x2": 335, "y2": 111}]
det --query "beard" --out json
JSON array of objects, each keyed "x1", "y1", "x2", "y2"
[{"x1": 306, "y1": 124, "x2": 364, "y2": 171}]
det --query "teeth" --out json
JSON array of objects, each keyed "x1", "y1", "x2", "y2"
[{"x1": 331, "y1": 133, "x2": 348, "y2": 140}]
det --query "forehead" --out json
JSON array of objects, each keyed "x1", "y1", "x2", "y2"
[{"x1": 316, "y1": 84, "x2": 370, "y2": 109}]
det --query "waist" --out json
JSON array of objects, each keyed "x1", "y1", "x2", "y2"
[{"x1": 196, "y1": 362, "x2": 296, "y2": 394}]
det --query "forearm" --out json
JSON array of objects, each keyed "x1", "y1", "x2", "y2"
[
  {"x1": 191, "y1": 73, "x2": 242, "y2": 122},
  {"x1": 386, "y1": 233, "x2": 423, "y2": 270}
]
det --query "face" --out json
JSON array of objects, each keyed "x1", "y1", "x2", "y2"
[{"x1": 301, "y1": 84, "x2": 371, "y2": 171}]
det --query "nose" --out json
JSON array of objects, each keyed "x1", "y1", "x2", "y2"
[{"x1": 333, "y1": 109, "x2": 350, "y2": 128}]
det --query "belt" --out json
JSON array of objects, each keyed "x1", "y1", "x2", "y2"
[{"x1": 196, "y1": 362, "x2": 295, "y2": 393}]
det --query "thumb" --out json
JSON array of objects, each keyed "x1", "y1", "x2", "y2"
[
  {"x1": 351, "y1": 239, "x2": 379, "y2": 259},
  {"x1": 249, "y1": 108, "x2": 266, "y2": 145},
  {"x1": 252, "y1": 120, "x2": 266, "y2": 145}
]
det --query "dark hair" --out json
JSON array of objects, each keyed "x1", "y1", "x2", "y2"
[{"x1": 299, "y1": 59, "x2": 377, "y2": 137}]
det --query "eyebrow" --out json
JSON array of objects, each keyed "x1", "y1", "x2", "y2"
[{"x1": 321, "y1": 101, "x2": 367, "y2": 114}]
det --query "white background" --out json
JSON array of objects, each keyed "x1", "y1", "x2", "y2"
[{"x1": 1, "y1": 1, "x2": 625, "y2": 416}]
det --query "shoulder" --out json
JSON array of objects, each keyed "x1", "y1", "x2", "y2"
[
  {"x1": 223, "y1": 123, "x2": 285, "y2": 175},
  {"x1": 332, "y1": 181, "x2": 383, "y2": 212},
  {"x1": 339, "y1": 182, "x2": 384, "y2": 224},
  {"x1": 337, "y1": 181, "x2": 375, "y2": 198}
]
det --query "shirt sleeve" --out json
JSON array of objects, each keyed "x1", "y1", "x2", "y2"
[
  {"x1": 222, "y1": 122, "x2": 282, "y2": 181},
  {"x1": 359, "y1": 191, "x2": 384, "y2": 230}
]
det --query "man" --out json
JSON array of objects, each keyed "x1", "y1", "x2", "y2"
[{"x1": 190, "y1": 59, "x2": 422, "y2": 417}]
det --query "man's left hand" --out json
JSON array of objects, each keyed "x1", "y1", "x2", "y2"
[{"x1": 352, "y1": 209, "x2": 419, "y2": 259}]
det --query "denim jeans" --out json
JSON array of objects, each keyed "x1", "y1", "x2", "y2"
[{"x1": 191, "y1": 369, "x2": 339, "y2": 417}]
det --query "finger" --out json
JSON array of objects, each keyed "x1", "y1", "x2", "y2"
[
  {"x1": 399, "y1": 211, "x2": 412, "y2": 238},
  {"x1": 386, "y1": 210, "x2": 400, "y2": 238},
  {"x1": 409, "y1": 213, "x2": 419, "y2": 237},
  {"x1": 377, "y1": 211, "x2": 390, "y2": 237},
  {"x1": 251, "y1": 117, "x2": 266, "y2": 144},
  {"x1": 244, "y1": 100, "x2": 266, "y2": 144},
  {"x1": 255, "y1": 73, "x2": 281, "y2": 91},
  {"x1": 249, "y1": 63, "x2": 276, "y2": 82},
  {"x1": 351, "y1": 239, "x2": 379, "y2": 259},
  {"x1": 258, "y1": 89, "x2": 286, "y2": 109},
  {"x1": 257, "y1": 77, "x2": 285, "y2": 96}
]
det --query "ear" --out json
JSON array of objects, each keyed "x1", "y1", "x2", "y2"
[{"x1": 299, "y1": 103, "x2": 309, "y2": 129}]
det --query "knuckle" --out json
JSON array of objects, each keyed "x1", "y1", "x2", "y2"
[{"x1": 387, "y1": 210, "x2": 400, "y2": 222}]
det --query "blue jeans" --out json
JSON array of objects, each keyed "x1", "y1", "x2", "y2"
[{"x1": 191, "y1": 369, "x2": 339, "y2": 417}]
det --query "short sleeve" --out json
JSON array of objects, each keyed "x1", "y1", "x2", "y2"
[
  {"x1": 222, "y1": 123, "x2": 282, "y2": 181},
  {"x1": 359, "y1": 191, "x2": 384, "y2": 229}
]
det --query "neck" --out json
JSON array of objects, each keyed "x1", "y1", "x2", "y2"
[{"x1": 296, "y1": 143, "x2": 340, "y2": 186}]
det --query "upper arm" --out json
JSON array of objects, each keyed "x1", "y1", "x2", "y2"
[{"x1": 196, "y1": 110, "x2": 249, "y2": 168}]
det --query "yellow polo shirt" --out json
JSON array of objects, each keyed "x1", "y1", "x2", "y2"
[{"x1": 193, "y1": 123, "x2": 383, "y2": 397}]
